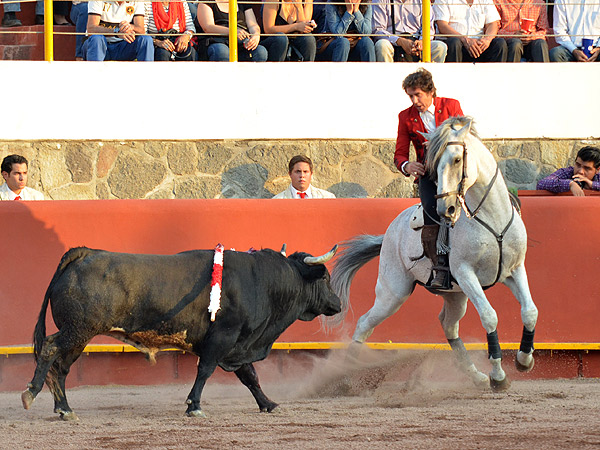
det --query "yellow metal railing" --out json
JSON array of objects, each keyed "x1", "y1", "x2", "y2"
[
  {"x1": 2, "y1": 342, "x2": 600, "y2": 356},
  {"x1": 43, "y1": 0, "x2": 52, "y2": 61}
]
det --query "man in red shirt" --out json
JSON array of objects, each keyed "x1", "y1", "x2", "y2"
[{"x1": 395, "y1": 68, "x2": 463, "y2": 288}]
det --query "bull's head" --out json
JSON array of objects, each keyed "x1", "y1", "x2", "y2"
[{"x1": 289, "y1": 245, "x2": 341, "y2": 321}]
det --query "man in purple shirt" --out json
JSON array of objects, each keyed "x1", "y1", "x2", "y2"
[{"x1": 537, "y1": 146, "x2": 600, "y2": 196}]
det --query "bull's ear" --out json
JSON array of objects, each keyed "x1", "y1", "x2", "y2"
[{"x1": 297, "y1": 262, "x2": 327, "y2": 281}]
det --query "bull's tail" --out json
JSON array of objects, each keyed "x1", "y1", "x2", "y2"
[
  {"x1": 327, "y1": 235, "x2": 384, "y2": 328},
  {"x1": 33, "y1": 247, "x2": 92, "y2": 359}
]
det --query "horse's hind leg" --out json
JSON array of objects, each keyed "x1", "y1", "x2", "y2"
[
  {"x1": 439, "y1": 293, "x2": 488, "y2": 388},
  {"x1": 352, "y1": 274, "x2": 415, "y2": 343},
  {"x1": 503, "y1": 264, "x2": 538, "y2": 372}
]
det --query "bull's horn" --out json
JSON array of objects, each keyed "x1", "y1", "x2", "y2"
[
  {"x1": 304, "y1": 245, "x2": 338, "y2": 265},
  {"x1": 280, "y1": 244, "x2": 287, "y2": 257}
]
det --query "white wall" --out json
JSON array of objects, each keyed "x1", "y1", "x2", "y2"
[{"x1": 1, "y1": 61, "x2": 598, "y2": 140}]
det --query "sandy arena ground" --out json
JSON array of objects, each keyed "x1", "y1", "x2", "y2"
[{"x1": 2, "y1": 350, "x2": 599, "y2": 449}]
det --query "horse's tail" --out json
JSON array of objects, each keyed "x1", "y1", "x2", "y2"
[
  {"x1": 33, "y1": 247, "x2": 92, "y2": 359},
  {"x1": 326, "y1": 235, "x2": 383, "y2": 328}
]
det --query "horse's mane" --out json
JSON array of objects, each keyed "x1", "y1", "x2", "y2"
[{"x1": 425, "y1": 116, "x2": 480, "y2": 175}]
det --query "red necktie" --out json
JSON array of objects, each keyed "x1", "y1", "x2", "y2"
[
  {"x1": 14, "y1": 196, "x2": 21, "y2": 201},
  {"x1": 298, "y1": 192, "x2": 307, "y2": 199}
]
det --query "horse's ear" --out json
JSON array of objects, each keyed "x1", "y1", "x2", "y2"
[
  {"x1": 419, "y1": 130, "x2": 431, "y2": 140},
  {"x1": 455, "y1": 119, "x2": 473, "y2": 141}
]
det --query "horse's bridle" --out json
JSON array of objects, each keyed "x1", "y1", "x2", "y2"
[
  {"x1": 432, "y1": 140, "x2": 515, "y2": 287},
  {"x1": 433, "y1": 140, "x2": 499, "y2": 220}
]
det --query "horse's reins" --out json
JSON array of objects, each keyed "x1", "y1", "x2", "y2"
[{"x1": 433, "y1": 140, "x2": 516, "y2": 286}]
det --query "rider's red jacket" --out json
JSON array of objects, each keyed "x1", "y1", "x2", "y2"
[{"x1": 394, "y1": 97, "x2": 463, "y2": 177}]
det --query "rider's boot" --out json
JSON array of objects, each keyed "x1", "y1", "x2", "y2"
[{"x1": 421, "y1": 224, "x2": 449, "y2": 289}]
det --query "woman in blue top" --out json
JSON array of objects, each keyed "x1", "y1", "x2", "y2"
[{"x1": 316, "y1": 0, "x2": 374, "y2": 61}]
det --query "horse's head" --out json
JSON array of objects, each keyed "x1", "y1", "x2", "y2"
[{"x1": 426, "y1": 117, "x2": 479, "y2": 225}]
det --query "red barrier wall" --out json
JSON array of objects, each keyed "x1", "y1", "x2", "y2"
[{"x1": 1, "y1": 198, "x2": 599, "y2": 388}]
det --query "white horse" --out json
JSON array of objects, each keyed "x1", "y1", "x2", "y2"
[{"x1": 331, "y1": 116, "x2": 538, "y2": 391}]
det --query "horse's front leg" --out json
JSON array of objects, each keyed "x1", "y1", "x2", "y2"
[
  {"x1": 439, "y1": 293, "x2": 488, "y2": 388},
  {"x1": 455, "y1": 270, "x2": 510, "y2": 392},
  {"x1": 503, "y1": 264, "x2": 538, "y2": 372}
]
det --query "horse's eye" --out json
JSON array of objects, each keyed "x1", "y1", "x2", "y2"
[{"x1": 454, "y1": 157, "x2": 461, "y2": 165}]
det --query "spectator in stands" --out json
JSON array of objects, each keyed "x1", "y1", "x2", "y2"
[
  {"x1": 84, "y1": 1, "x2": 154, "y2": 61},
  {"x1": 549, "y1": 0, "x2": 600, "y2": 62},
  {"x1": 495, "y1": 0, "x2": 549, "y2": 62},
  {"x1": 1, "y1": 154, "x2": 44, "y2": 200},
  {"x1": 273, "y1": 155, "x2": 335, "y2": 198},
  {"x1": 396, "y1": 68, "x2": 463, "y2": 288},
  {"x1": 1, "y1": 0, "x2": 68, "y2": 27},
  {"x1": 195, "y1": 0, "x2": 267, "y2": 61},
  {"x1": 262, "y1": 0, "x2": 317, "y2": 61},
  {"x1": 145, "y1": 1, "x2": 197, "y2": 61},
  {"x1": 536, "y1": 147, "x2": 600, "y2": 196},
  {"x1": 315, "y1": 0, "x2": 375, "y2": 62},
  {"x1": 71, "y1": 1, "x2": 88, "y2": 60},
  {"x1": 433, "y1": 0, "x2": 507, "y2": 62},
  {"x1": 372, "y1": 0, "x2": 446, "y2": 62}
]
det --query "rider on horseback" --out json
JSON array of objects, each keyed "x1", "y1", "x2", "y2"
[{"x1": 394, "y1": 68, "x2": 463, "y2": 288}]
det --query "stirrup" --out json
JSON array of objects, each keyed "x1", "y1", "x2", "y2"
[{"x1": 426, "y1": 266, "x2": 451, "y2": 290}]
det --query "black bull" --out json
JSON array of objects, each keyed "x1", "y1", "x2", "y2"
[{"x1": 22, "y1": 245, "x2": 341, "y2": 420}]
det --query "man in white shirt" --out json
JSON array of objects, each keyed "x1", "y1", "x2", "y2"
[
  {"x1": 273, "y1": 155, "x2": 335, "y2": 199},
  {"x1": 0, "y1": 154, "x2": 44, "y2": 201},
  {"x1": 550, "y1": 0, "x2": 600, "y2": 62},
  {"x1": 372, "y1": 0, "x2": 447, "y2": 62},
  {"x1": 84, "y1": 1, "x2": 153, "y2": 61},
  {"x1": 433, "y1": 0, "x2": 507, "y2": 62}
]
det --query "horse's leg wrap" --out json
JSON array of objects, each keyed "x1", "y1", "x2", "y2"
[
  {"x1": 519, "y1": 326, "x2": 535, "y2": 354},
  {"x1": 448, "y1": 337, "x2": 470, "y2": 367},
  {"x1": 486, "y1": 330, "x2": 502, "y2": 360}
]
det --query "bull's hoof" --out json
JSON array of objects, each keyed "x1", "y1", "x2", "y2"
[
  {"x1": 515, "y1": 356, "x2": 535, "y2": 373},
  {"x1": 260, "y1": 402, "x2": 279, "y2": 413},
  {"x1": 59, "y1": 411, "x2": 79, "y2": 422},
  {"x1": 490, "y1": 375, "x2": 511, "y2": 392},
  {"x1": 21, "y1": 389, "x2": 35, "y2": 410},
  {"x1": 186, "y1": 409, "x2": 207, "y2": 418}
]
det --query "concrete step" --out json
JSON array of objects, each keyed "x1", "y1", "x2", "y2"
[
  {"x1": 0, "y1": 43, "x2": 34, "y2": 60},
  {"x1": 0, "y1": 24, "x2": 76, "y2": 60}
]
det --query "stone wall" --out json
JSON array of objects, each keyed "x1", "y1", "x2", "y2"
[{"x1": 1, "y1": 139, "x2": 598, "y2": 200}]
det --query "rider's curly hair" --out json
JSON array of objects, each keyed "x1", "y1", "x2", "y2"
[{"x1": 402, "y1": 68, "x2": 436, "y2": 97}]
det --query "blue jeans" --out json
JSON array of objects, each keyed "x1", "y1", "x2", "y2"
[
  {"x1": 2, "y1": 0, "x2": 43, "y2": 14},
  {"x1": 317, "y1": 36, "x2": 375, "y2": 62},
  {"x1": 207, "y1": 42, "x2": 268, "y2": 62},
  {"x1": 289, "y1": 34, "x2": 316, "y2": 61},
  {"x1": 70, "y1": 2, "x2": 88, "y2": 59},
  {"x1": 84, "y1": 35, "x2": 154, "y2": 61},
  {"x1": 261, "y1": 33, "x2": 288, "y2": 61}
]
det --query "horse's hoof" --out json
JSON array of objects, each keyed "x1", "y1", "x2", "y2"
[
  {"x1": 21, "y1": 389, "x2": 35, "y2": 410},
  {"x1": 187, "y1": 409, "x2": 207, "y2": 418},
  {"x1": 471, "y1": 372, "x2": 490, "y2": 389},
  {"x1": 515, "y1": 356, "x2": 535, "y2": 373},
  {"x1": 490, "y1": 375, "x2": 511, "y2": 392},
  {"x1": 59, "y1": 411, "x2": 79, "y2": 422}
]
